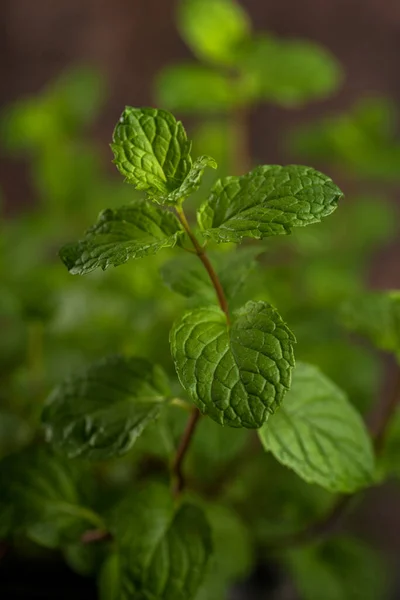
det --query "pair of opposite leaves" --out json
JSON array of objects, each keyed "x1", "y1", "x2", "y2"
[{"x1": 59, "y1": 106, "x2": 343, "y2": 431}]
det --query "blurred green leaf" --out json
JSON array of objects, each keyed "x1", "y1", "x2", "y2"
[
  {"x1": 178, "y1": 0, "x2": 250, "y2": 65},
  {"x1": 0, "y1": 411, "x2": 33, "y2": 458},
  {"x1": 259, "y1": 362, "x2": 375, "y2": 492},
  {"x1": 1, "y1": 66, "x2": 104, "y2": 151},
  {"x1": 0, "y1": 448, "x2": 102, "y2": 547},
  {"x1": 161, "y1": 247, "x2": 259, "y2": 303},
  {"x1": 290, "y1": 97, "x2": 400, "y2": 181},
  {"x1": 286, "y1": 537, "x2": 388, "y2": 600},
  {"x1": 341, "y1": 290, "x2": 400, "y2": 357},
  {"x1": 156, "y1": 64, "x2": 235, "y2": 113},
  {"x1": 110, "y1": 483, "x2": 212, "y2": 600},
  {"x1": 191, "y1": 120, "x2": 232, "y2": 174},
  {"x1": 223, "y1": 452, "x2": 334, "y2": 542},
  {"x1": 64, "y1": 541, "x2": 106, "y2": 576},
  {"x1": 98, "y1": 553, "x2": 121, "y2": 600},
  {"x1": 195, "y1": 502, "x2": 253, "y2": 599},
  {"x1": 42, "y1": 355, "x2": 170, "y2": 460},
  {"x1": 238, "y1": 34, "x2": 342, "y2": 106}
]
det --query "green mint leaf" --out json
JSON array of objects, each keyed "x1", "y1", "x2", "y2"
[
  {"x1": 170, "y1": 301, "x2": 295, "y2": 428},
  {"x1": 161, "y1": 247, "x2": 259, "y2": 303},
  {"x1": 160, "y1": 155, "x2": 217, "y2": 206},
  {"x1": 238, "y1": 35, "x2": 342, "y2": 106},
  {"x1": 178, "y1": 0, "x2": 250, "y2": 66},
  {"x1": 59, "y1": 200, "x2": 183, "y2": 275},
  {"x1": 156, "y1": 64, "x2": 235, "y2": 113},
  {"x1": 42, "y1": 355, "x2": 170, "y2": 460},
  {"x1": 111, "y1": 483, "x2": 212, "y2": 600},
  {"x1": 197, "y1": 165, "x2": 343, "y2": 243},
  {"x1": 258, "y1": 363, "x2": 374, "y2": 492},
  {"x1": 0, "y1": 449, "x2": 102, "y2": 547},
  {"x1": 111, "y1": 107, "x2": 191, "y2": 198},
  {"x1": 341, "y1": 291, "x2": 400, "y2": 357}
]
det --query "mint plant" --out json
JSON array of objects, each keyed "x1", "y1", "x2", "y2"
[
  {"x1": 1, "y1": 72, "x2": 399, "y2": 598},
  {"x1": 24, "y1": 104, "x2": 393, "y2": 599}
]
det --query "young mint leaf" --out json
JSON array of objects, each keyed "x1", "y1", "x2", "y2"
[
  {"x1": 341, "y1": 291, "x2": 400, "y2": 357},
  {"x1": 178, "y1": 0, "x2": 250, "y2": 66},
  {"x1": 110, "y1": 483, "x2": 212, "y2": 600},
  {"x1": 59, "y1": 200, "x2": 183, "y2": 275},
  {"x1": 0, "y1": 448, "x2": 102, "y2": 547},
  {"x1": 111, "y1": 107, "x2": 191, "y2": 198},
  {"x1": 156, "y1": 64, "x2": 235, "y2": 113},
  {"x1": 197, "y1": 165, "x2": 343, "y2": 243},
  {"x1": 258, "y1": 363, "x2": 375, "y2": 493},
  {"x1": 161, "y1": 155, "x2": 217, "y2": 205},
  {"x1": 238, "y1": 35, "x2": 342, "y2": 106},
  {"x1": 161, "y1": 247, "x2": 259, "y2": 303},
  {"x1": 170, "y1": 301, "x2": 295, "y2": 428},
  {"x1": 42, "y1": 355, "x2": 170, "y2": 460}
]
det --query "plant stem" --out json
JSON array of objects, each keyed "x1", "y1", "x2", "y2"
[
  {"x1": 172, "y1": 408, "x2": 201, "y2": 496},
  {"x1": 175, "y1": 206, "x2": 230, "y2": 323},
  {"x1": 274, "y1": 365, "x2": 400, "y2": 549},
  {"x1": 171, "y1": 206, "x2": 232, "y2": 496}
]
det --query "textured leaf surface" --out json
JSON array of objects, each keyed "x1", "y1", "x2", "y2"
[
  {"x1": 60, "y1": 200, "x2": 183, "y2": 275},
  {"x1": 258, "y1": 363, "x2": 374, "y2": 492},
  {"x1": 198, "y1": 165, "x2": 343, "y2": 243},
  {"x1": 111, "y1": 107, "x2": 191, "y2": 197},
  {"x1": 42, "y1": 355, "x2": 170, "y2": 460},
  {"x1": 170, "y1": 301, "x2": 295, "y2": 428},
  {"x1": 111, "y1": 483, "x2": 212, "y2": 600},
  {"x1": 0, "y1": 449, "x2": 101, "y2": 546},
  {"x1": 161, "y1": 247, "x2": 259, "y2": 302},
  {"x1": 239, "y1": 35, "x2": 342, "y2": 106},
  {"x1": 178, "y1": 0, "x2": 250, "y2": 65},
  {"x1": 341, "y1": 291, "x2": 400, "y2": 357},
  {"x1": 156, "y1": 64, "x2": 235, "y2": 113},
  {"x1": 158, "y1": 155, "x2": 217, "y2": 205}
]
